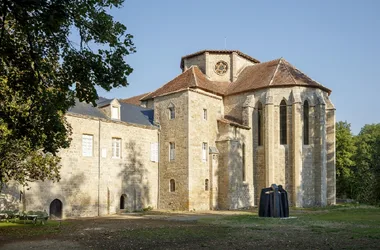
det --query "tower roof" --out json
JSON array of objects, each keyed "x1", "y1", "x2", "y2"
[
  {"x1": 180, "y1": 50, "x2": 260, "y2": 70},
  {"x1": 139, "y1": 54, "x2": 331, "y2": 101}
]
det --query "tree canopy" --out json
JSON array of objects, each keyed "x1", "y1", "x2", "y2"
[
  {"x1": 336, "y1": 122, "x2": 380, "y2": 204},
  {"x1": 0, "y1": 0, "x2": 135, "y2": 187},
  {"x1": 335, "y1": 121, "x2": 356, "y2": 198}
]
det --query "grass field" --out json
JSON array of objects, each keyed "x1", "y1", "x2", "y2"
[{"x1": 1, "y1": 205, "x2": 379, "y2": 249}]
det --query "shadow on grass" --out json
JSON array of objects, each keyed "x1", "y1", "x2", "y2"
[{"x1": 197, "y1": 205, "x2": 380, "y2": 239}]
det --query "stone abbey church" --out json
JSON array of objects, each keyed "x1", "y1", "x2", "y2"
[{"x1": 1, "y1": 50, "x2": 336, "y2": 218}]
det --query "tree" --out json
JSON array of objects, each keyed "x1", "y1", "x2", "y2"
[
  {"x1": 353, "y1": 124, "x2": 380, "y2": 204},
  {"x1": 0, "y1": 0, "x2": 135, "y2": 188},
  {"x1": 335, "y1": 121, "x2": 356, "y2": 198}
]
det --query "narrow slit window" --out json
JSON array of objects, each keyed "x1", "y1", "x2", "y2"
[
  {"x1": 205, "y1": 179, "x2": 209, "y2": 191},
  {"x1": 280, "y1": 100, "x2": 287, "y2": 145},
  {"x1": 303, "y1": 100, "x2": 310, "y2": 145},
  {"x1": 170, "y1": 179, "x2": 175, "y2": 192},
  {"x1": 169, "y1": 142, "x2": 175, "y2": 161},
  {"x1": 169, "y1": 106, "x2": 175, "y2": 119},
  {"x1": 202, "y1": 142, "x2": 208, "y2": 162},
  {"x1": 242, "y1": 143, "x2": 246, "y2": 181},
  {"x1": 258, "y1": 103, "x2": 263, "y2": 146}
]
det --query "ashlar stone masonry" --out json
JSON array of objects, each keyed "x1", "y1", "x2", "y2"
[{"x1": 1, "y1": 50, "x2": 335, "y2": 217}]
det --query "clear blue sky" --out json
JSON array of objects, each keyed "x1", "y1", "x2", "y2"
[{"x1": 96, "y1": 0, "x2": 380, "y2": 134}]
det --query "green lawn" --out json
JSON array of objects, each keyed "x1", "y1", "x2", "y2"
[
  {"x1": 199, "y1": 205, "x2": 380, "y2": 239},
  {"x1": 1, "y1": 205, "x2": 379, "y2": 249},
  {"x1": 0, "y1": 220, "x2": 66, "y2": 237}
]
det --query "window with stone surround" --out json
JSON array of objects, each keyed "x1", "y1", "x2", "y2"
[
  {"x1": 112, "y1": 138, "x2": 121, "y2": 158},
  {"x1": 170, "y1": 179, "x2": 176, "y2": 192},
  {"x1": 202, "y1": 142, "x2": 208, "y2": 162},
  {"x1": 203, "y1": 108, "x2": 207, "y2": 120},
  {"x1": 258, "y1": 102, "x2": 263, "y2": 146},
  {"x1": 280, "y1": 100, "x2": 287, "y2": 145},
  {"x1": 169, "y1": 142, "x2": 175, "y2": 161},
  {"x1": 82, "y1": 134, "x2": 93, "y2": 157},
  {"x1": 303, "y1": 100, "x2": 310, "y2": 145},
  {"x1": 168, "y1": 103, "x2": 175, "y2": 120},
  {"x1": 205, "y1": 179, "x2": 209, "y2": 191}
]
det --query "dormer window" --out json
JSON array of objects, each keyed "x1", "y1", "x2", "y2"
[{"x1": 111, "y1": 105, "x2": 120, "y2": 120}]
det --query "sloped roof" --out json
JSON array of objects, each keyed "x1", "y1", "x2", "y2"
[
  {"x1": 180, "y1": 50, "x2": 260, "y2": 69},
  {"x1": 69, "y1": 99, "x2": 108, "y2": 119},
  {"x1": 96, "y1": 97, "x2": 113, "y2": 107},
  {"x1": 119, "y1": 103, "x2": 154, "y2": 126},
  {"x1": 142, "y1": 57, "x2": 331, "y2": 101},
  {"x1": 141, "y1": 66, "x2": 229, "y2": 100},
  {"x1": 68, "y1": 98, "x2": 155, "y2": 127},
  {"x1": 227, "y1": 58, "x2": 331, "y2": 95},
  {"x1": 218, "y1": 116, "x2": 250, "y2": 129},
  {"x1": 119, "y1": 92, "x2": 151, "y2": 106}
]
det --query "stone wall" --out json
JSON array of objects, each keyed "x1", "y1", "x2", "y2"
[
  {"x1": 184, "y1": 52, "x2": 256, "y2": 83},
  {"x1": 14, "y1": 115, "x2": 158, "y2": 218},
  {"x1": 155, "y1": 91, "x2": 190, "y2": 210},
  {"x1": 228, "y1": 87, "x2": 335, "y2": 207},
  {"x1": 188, "y1": 90, "x2": 223, "y2": 210},
  {"x1": 183, "y1": 54, "x2": 206, "y2": 74}
]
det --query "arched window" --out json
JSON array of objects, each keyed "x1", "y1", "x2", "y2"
[
  {"x1": 303, "y1": 100, "x2": 309, "y2": 145},
  {"x1": 280, "y1": 100, "x2": 287, "y2": 145},
  {"x1": 258, "y1": 102, "x2": 263, "y2": 146},
  {"x1": 169, "y1": 179, "x2": 175, "y2": 192},
  {"x1": 168, "y1": 103, "x2": 175, "y2": 119},
  {"x1": 205, "y1": 179, "x2": 209, "y2": 191}
]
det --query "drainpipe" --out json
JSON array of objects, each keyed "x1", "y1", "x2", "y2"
[
  {"x1": 98, "y1": 119, "x2": 101, "y2": 216},
  {"x1": 157, "y1": 129, "x2": 160, "y2": 209}
]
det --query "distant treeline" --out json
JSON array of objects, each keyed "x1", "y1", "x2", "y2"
[{"x1": 336, "y1": 122, "x2": 380, "y2": 204}]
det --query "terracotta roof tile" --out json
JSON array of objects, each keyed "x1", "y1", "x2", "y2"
[
  {"x1": 142, "y1": 56, "x2": 331, "y2": 101},
  {"x1": 227, "y1": 58, "x2": 331, "y2": 95},
  {"x1": 142, "y1": 67, "x2": 197, "y2": 100},
  {"x1": 119, "y1": 92, "x2": 151, "y2": 106},
  {"x1": 227, "y1": 59, "x2": 280, "y2": 95},
  {"x1": 218, "y1": 115, "x2": 250, "y2": 129},
  {"x1": 192, "y1": 66, "x2": 229, "y2": 95},
  {"x1": 141, "y1": 66, "x2": 228, "y2": 100}
]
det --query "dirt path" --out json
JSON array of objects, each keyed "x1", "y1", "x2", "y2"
[{"x1": 1, "y1": 211, "x2": 379, "y2": 249}]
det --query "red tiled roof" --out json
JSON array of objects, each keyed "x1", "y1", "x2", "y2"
[
  {"x1": 142, "y1": 57, "x2": 331, "y2": 101},
  {"x1": 218, "y1": 116, "x2": 250, "y2": 129},
  {"x1": 119, "y1": 92, "x2": 151, "y2": 106},
  {"x1": 141, "y1": 66, "x2": 229, "y2": 100},
  {"x1": 180, "y1": 50, "x2": 260, "y2": 69},
  {"x1": 227, "y1": 58, "x2": 331, "y2": 95}
]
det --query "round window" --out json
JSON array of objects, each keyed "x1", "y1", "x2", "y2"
[{"x1": 214, "y1": 61, "x2": 228, "y2": 75}]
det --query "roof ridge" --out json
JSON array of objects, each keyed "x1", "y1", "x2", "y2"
[
  {"x1": 142, "y1": 67, "x2": 193, "y2": 100},
  {"x1": 282, "y1": 59, "x2": 325, "y2": 87},
  {"x1": 281, "y1": 58, "x2": 298, "y2": 85},
  {"x1": 268, "y1": 58, "x2": 282, "y2": 86},
  {"x1": 191, "y1": 66, "x2": 199, "y2": 87}
]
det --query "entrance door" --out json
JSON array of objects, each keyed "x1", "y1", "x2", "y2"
[
  {"x1": 49, "y1": 199, "x2": 63, "y2": 219},
  {"x1": 120, "y1": 194, "x2": 126, "y2": 209}
]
